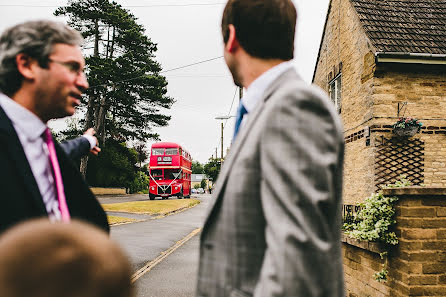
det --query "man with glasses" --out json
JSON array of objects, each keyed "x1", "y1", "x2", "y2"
[{"x1": 0, "y1": 20, "x2": 109, "y2": 233}]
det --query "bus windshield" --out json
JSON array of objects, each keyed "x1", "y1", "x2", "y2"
[
  {"x1": 151, "y1": 169, "x2": 163, "y2": 180},
  {"x1": 164, "y1": 169, "x2": 181, "y2": 180}
]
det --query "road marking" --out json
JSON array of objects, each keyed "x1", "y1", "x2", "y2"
[{"x1": 131, "y1": 227, "x2": 201, "y2": 283}]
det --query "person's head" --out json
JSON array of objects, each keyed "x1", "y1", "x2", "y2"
[
  {"x1": 221, "y1": 0, "x2": 297, "y2": 86},
  {"x1": 0, "y1": 219, "x2": 133, "y2": 297},
  {"x1": 0, "y1": 20, "x2": 89, "y2": 122}
]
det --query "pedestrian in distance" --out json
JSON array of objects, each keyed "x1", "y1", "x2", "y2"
[
  {"x1": 0, "y1": 20, "x2": 109, "y2": 234},
  {"x1": 0, "y1": 219, "x2": 133, "y2": 297},
  {"x1": 197, "y1": 0, "x2": 345, "y2": 296}
]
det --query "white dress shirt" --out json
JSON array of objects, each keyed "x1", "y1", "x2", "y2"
[
  {"x1": 83, "y1": 134, "x2": 97, "y2": 149},
  {"x1": 239, "y1": 61, "x2": 295, "y2": 130},
  {"x1": 0, "y1": 93, "x2": 61, "y2": 221}
]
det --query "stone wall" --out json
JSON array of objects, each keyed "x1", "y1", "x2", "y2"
[
  {"x1": 312, "y1": 0, "x2": 446, "y2": 204},
  {"x1": 343, "y1": 187, "x2": 446, "y2": 296},
  {"x1": 373, "y1": 64, "x2": 446, "y2": 191},
  {"x1": 373, "y1": 64, "x2": 446, "y2": 124},
  {"x1": 313, "y1": 0, "x2": 376, "y2": 129},
  {"x1": 313, "y1": 0, "x2": 378, "y2": 204},
  {"x1": 343, "y1": 235, "x2": 389, "y2": 296}
]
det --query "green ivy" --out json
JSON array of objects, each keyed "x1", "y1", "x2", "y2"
[
  {"x1": 374, "y1": 268, "x2": 388, "y2": 282},
  {"x1": 343, "y1": 192, "x2": 398, "y2": 245},
  {"x1": 343, "y1": 175, "x2": 412, "y2": 281},
  {"x1": 381, "y1": 174, "x2": 412, "y2": 189}
]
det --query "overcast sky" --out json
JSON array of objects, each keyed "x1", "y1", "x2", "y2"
[{"x1": 0, "y1": 0, "x2": 330, "y2": 163}]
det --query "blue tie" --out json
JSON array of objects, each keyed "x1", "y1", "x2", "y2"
[{"x1": 233, "y1": 103, "x2": 248, "y2": 140}]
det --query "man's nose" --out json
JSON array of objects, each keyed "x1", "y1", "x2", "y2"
[{"x1": 76, "y1": 72, "x2": 89, "y2": 91}]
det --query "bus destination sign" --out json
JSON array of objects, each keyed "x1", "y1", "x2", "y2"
[{"x1": 157, "y1": 156, "x2": 172, "y2": 164}]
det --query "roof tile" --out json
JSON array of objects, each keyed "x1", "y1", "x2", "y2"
[{"x1": 351, "y1": 0, "x2": 446, "y2": 54}]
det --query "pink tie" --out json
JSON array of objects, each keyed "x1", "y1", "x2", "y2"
[{"x1": 44, "y1": 128, "x2": 70, "y2": 222}]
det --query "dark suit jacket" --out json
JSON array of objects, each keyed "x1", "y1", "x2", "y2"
[
  {"x1": 0, "y1": 106, "x2": 109, "y2": 234},
  {"x1": 60, "y1": 136, "x2": 91, "y2": 160}
]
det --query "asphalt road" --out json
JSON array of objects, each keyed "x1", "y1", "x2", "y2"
[
  {"x1": 135, "y1": 235, "x2": 200, "y2": 297},
  {"x1": 103, "y1": 194, "x2": 211, "y2": 296}
]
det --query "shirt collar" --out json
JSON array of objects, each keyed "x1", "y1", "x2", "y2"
[
  {"x1": 0, "y1": 93, "x2": 47, "y2": 140},
  {"x1": 241, "y1": 60, "x2": 294, "y2": 113}
]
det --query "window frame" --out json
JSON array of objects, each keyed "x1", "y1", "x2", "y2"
[
  {"x1": 329, "y1": 74, "x2": 342, "y2": 113},
  {"x1": 165, "y1": 148, "x2": 179, "y2": 156},
  {"x1": 152, "y1": 148, "x2": 164, "y2": 156}
]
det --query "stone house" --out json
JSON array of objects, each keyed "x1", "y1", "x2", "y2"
[
  {"x1": 313, "y1": 0, "x2": 446, "y2": 204},
  {"x1": 191, "y1": 174, "x2": 208, "y2": 189}
]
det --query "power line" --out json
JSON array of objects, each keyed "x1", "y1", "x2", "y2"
[
  {"x1": 225, "y1": 87, "x2": 238, "y2": 124},
  {"x1": 167, "y1": 74, "x2": 227, "y2": 78},
  {"x1": 160, "y1": 56, "x2": 223, "y2": 74},
  {"x1": 89, "y1": 56, "x2": 223, "y2": 89},
  {"x1": 0, "y1": 3, "x2": 224, "y2": 8},
  {"x1": 211, "y1": 86, "x2": 237, "y2": 160}
]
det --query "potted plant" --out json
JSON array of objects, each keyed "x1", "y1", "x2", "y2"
[{"x1": 392, "y1": 117, "x2": 423, "y2": 137}]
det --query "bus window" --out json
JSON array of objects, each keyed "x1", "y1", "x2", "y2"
[
  {"x1": 165, "y1": 148, "x2": 178, "y2": 155},
  {"x1": 151, "y1": 169, "x2": 163, "y2": 180},
  {"x1": 152, "y1": 148, "x2": 164, "y2": 155},
  {"x1": 165, "y1": 169, "x2": 181, "y2": 180}
]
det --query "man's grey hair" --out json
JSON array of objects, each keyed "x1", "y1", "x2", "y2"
[{"x1": 0, "y1": 20, "x2": 83, "y2": 97}]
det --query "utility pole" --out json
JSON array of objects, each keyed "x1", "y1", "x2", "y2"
[
  {"x1": 215, "y1": 148, "x2": 217, "y2": 159},
  {"x1": 221, "y1": 122, "x2": 224, "y2": 164},
  {"x1": 215, "y1": 115, "x2": 235, "y2": 165}
]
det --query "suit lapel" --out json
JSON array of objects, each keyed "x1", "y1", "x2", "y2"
[
  {"x1": 202, "y1": 68, "x2": 299, "y2": 228},
  {"x1": 0, "y1": 106, "x2": 47, "y2": 214}
]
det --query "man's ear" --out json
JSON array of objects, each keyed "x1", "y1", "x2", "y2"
[
  {"x1": 225, "y1": 24, "x2": 239, "y2": 53},
  {"x1": 15, "y1": 53, "x2": 39, "y2": 80}
]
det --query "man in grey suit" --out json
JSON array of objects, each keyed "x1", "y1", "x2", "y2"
[{"x1": 196, "y1": 1, "x2": 345, "y2": 296}]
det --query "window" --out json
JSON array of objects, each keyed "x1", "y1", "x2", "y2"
[
  {"x1": 152, "y1": 148, "x2": 164, "y2": 156},
  {"x1": 164, "y1": 169, "x2": 181, "y2": 180},
  {"x1": 329, "y1": 74, "x2": 342, "y2": 113},
  {"x1": 165, "y1": 148, "x2": 179, "y2": 155},
  {"x1": 150, "y1": 169, "x2": 163, "y2": 180}
]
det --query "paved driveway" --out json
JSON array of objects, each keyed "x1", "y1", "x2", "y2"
[{"x1": 107, "y1": 194, "x2": 210, "y2": 272}]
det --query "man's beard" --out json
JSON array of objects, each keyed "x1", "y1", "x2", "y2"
[{"x1": 227, "y1": 59, "x2": 242, "y2": 87}]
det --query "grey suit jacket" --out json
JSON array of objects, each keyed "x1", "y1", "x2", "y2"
[{"x1": 197, "y1": 68, "x2": 345, "y2": 297}]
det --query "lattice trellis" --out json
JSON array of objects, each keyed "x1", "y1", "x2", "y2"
[{"x1": 375, "y1": 137, "x2": 424, "y2": 190}]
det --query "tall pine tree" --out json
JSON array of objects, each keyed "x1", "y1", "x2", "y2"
[{"x1": 55, "y1": 0, "x2": 174, "y2": 175}]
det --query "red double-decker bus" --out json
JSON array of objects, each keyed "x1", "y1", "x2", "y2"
[{"x1": 148, "y1": 142, "x2": 192, "y2": 200}]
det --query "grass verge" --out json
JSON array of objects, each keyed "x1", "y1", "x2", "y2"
[
  {"x1": 102, "y1": 199, "x2": 200, "y2": 215},
  {"x1": 107, "y1": 215, "x2": 138, "y2": 225}
]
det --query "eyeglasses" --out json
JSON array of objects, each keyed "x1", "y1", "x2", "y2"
[{"x1": 48, "y1": 59, "x2": 85, "y2": 76}]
